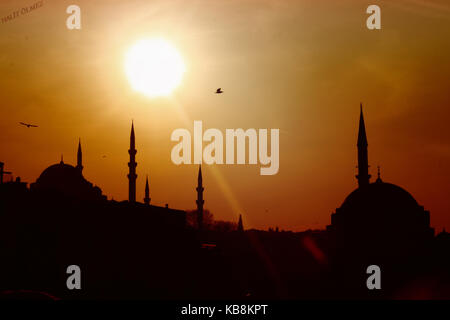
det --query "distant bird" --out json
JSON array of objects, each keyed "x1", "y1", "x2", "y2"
[
  {"x1": 19, "y1": 122, "x2": 38, "y2": 128},
  {"x1": 215, "y1": 88, "x2": 223, "y2": 94}
]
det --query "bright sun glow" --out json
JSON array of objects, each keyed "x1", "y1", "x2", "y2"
[{"x1": 125, "y1": 38, "x2": 185, "y2": 98}]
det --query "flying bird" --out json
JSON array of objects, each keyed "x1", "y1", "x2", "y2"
[
  {"x1": 215, "y1": 88, "x2": 223, "y2": 94},
  {"x1": 19, "y1": 122, "x2": 38, "y2": 128}
]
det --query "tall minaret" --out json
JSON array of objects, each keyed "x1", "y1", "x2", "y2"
[
  {"x1": 128, "y1": 122, "x2": 137, "y2": 203},
  {"x1": 196, "y1": 165, "x2": 204, "y2": 230},
  {"x1": 356, "y1": 104, "x2": 371, "y2": 188},
  {"x1": 76, "y1": 138, "x2": 83, "y2": 172},
  {"x1": 144, "y1": 175, "x2": 151, "y2": 205}
]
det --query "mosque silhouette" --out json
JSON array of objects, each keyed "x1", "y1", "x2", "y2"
[
  {"x1": 0, "y1": 108, "x2": 450, "y2": 300},
  {"x1": 327, "y1": 105, "x2": 434, "y2": 256},
  {"x1": 25, "y1": 122, "x2": 187, "y2": 221}
]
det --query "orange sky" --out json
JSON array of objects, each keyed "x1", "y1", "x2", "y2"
[{"x1": 1, "y1": 0, "x2": 449, "y2": 232}]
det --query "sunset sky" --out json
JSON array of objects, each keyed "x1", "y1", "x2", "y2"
[{"x1": 1, "y1": 0, "x2": 449, "y2": 232}]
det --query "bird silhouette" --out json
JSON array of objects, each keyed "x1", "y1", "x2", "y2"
[
  {"x1": 215, "y1": 88, "x2": 223, "y2": 94},
  {"x1": 19, "y1": 122, "x2": 38, "y2": 128}
]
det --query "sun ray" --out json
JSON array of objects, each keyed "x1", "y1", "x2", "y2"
[{"x1": 168, "y1": 97, "x2": 246, "y2": 222}]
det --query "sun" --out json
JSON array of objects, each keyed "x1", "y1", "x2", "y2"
[{"x1": 125, "y1": 38, "x2": 185, "y2": 98}]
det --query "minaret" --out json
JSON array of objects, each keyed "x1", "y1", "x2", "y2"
[
  {"x1": 128, "y1": 122, "x2": 137, "y2": 203},
  {"x1": 237, "y1": 214, "x2": 244, "y2": 232},
  {"x1": 356, "y1": 104, "x2": 371, "y2": 188},
  {"x1": 144, "y1": 175, "x2": 151, "y2": 205},
  {"x1": 196, "y1": 165, "x2": 204, "y2": 230},
  {"x1": 76, "y1": 138, "x2": 83, "y2": 172}
]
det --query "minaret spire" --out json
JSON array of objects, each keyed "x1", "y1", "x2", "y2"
[
  {"x1": 128, "y1": 121, "x2": 138, "y2": 203},
  {"x1": 376, "y1": 165, "x2": 383, "y2": 183},
  {"x1": 237, "y1": 214, "x2": 244, "y2": 232},
  {"x1": 196, "y1": 165, "x2": 204, "y2": 230},
  {"x1": 76, "y1": 138, "x2": 83, "y2": 172},
  {"x1": 144, "y1": 175, "x2": 151, "y2": 205},
  {"x1": 356, "y1": 104, "x2": 371, "y2": 187}
]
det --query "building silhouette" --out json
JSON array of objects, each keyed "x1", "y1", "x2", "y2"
[
  {"x1": 30, "y1": 152, "x2": 105, "y2": 202},
  {"x1": 0, "y1": 162, "x2": 12, "y2": 184},
  {"x1": 327, "y1": 106, "x2": 434, "y2": 251}
]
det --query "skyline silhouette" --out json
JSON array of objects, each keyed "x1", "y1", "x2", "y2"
[
  {"x1": 1, "y1": 0, "x2": 450, "y2": 232},
  {"x1": 1, "y1": 105, "x2": 438, "y2": 235},
  {"x1": 2, "y1": 104, "x2": 450, "y2": 299},
  {"x1": 1, "y1": 106, "x2": 446, "y2": 234}
]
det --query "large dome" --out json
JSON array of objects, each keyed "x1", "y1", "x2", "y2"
[
  {"x1": 329, "y1": 178, "x2": 431, "y2": 241},
  {"x1": 37, "y1": 162, "x2": 84, "y2": 187},
  {"x1": 341, "y1": 180, "x2": 419, "y2": 212},
  {"x1": 33, "y1": 161, "x2": 103, "y2": 201}
]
